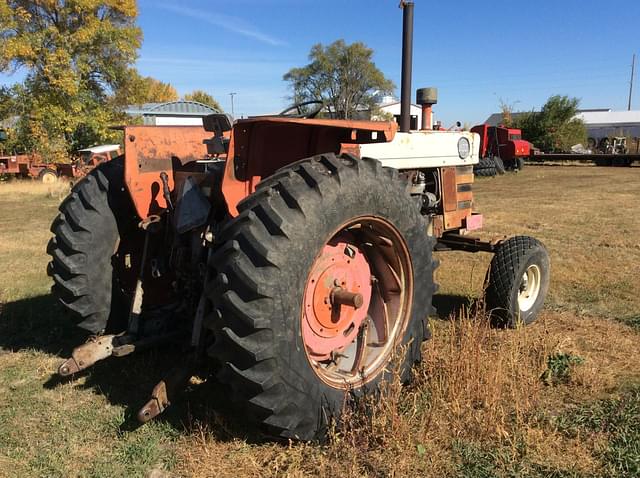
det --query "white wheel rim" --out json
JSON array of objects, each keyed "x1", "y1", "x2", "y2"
[
  {"x1": 42, "y1": 173, "x2": 57, "y2": 184},
  {"x1": 518, "y1": 264, "x2": 541, "y2": 312}
]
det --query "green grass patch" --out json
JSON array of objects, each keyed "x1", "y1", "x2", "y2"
[
  {"x1": 618, "y1": 314, "x2": 640, "y2": 332},
  {"x1": 554, "y1": 388, "x2": 640, "y2": 478},
  {"x1": 452, "y1": 439, "x2": 588, "y2": 478}
]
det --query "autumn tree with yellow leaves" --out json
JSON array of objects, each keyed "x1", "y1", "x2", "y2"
[{"x1": 0, "y1": 0, "x2": 142, "y2": 159}]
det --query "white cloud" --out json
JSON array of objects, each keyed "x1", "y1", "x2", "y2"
[{"x1": 156, "y1": 4, "x2": 287, "y2": 47}]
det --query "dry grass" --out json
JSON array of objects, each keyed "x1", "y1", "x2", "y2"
[
  {"x1": 0, "y1": 178, "x2": 71, "y2": 200},
  {"x1": 436, "y1": 166, "x2": 640, "y2": 321},
  {"x1": 1, "y1": 168, "x2": 640, "y2": 477},
  {"x1": 175, "y1": 309, "x2": 640, "y2": 477}
]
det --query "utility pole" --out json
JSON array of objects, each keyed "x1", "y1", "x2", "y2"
[
  {"x1": 229, "y1": 92, "x2": 237, "y2": 117},
  {"x1": 629, "y1": 54, "x2": 636, "y2": 111}
]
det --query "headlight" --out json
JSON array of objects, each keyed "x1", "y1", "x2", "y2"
[{"x1": 458, "y1": 137, "x2": 470, "y2": 159}]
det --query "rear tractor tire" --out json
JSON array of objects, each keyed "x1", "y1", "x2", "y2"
[
  {"x1": 485, "y1": 236, "x2": 550, "y2": 327},
  {"x1": 474, "y1": 158, "x2": 497, "y2": 177},
  {"x1": 206, "y1": 153, "x2": 437, "y2": 441},
  {"x1": 47, "y1": 158, "x2": 136, "y2": 334}
]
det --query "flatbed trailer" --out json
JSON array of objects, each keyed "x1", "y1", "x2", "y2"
[{"x1": 528, "y1": 153, "x2": 640, "y2": 166}]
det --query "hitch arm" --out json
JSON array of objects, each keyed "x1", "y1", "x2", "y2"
[{"x1": 137, "y1": 365, "x2": 192, "y2": 423}]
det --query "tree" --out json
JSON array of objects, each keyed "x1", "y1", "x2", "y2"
[
  {"x1": 498, "y1": 98, "x2": 520, "y2": 128},
  {"x1": 116, "y1": 70, "x2": 179, "y2": 106},
  {"x1": 283, "y1": 40, "x2": 394, "y2": 119},
  {"x1": 0, "y1": 0, "x2": 141, "y2": 159},
  {"x1": 514, "y1": 95, "x2": 587, "y2": 152},
  {"x1": 184, "y1": 90, "x2": 222, "y2": 111}
]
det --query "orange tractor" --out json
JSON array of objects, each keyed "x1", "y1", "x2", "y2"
[{"x1": 47, "y1": 2, "x2": 550, "y2": 440}]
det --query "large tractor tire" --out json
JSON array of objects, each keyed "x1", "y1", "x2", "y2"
[
  {"x1": 47, "y1": 158, "x2": 136, "y2": 334},
  {"x1": 474, "y1": 158, "x2": 497, "y2": 177},
  {"x1": 485, "y1": 236, "x2": 550, "y2": 327},
  {"x1": 493, "y1": 156, "x2": 506, "y2": 175},
  {"x1": 206, "y1": 153, "x2": 437, "y2": 441}
]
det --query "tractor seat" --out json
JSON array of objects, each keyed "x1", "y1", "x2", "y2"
[
  {"x1": 204, "y1": 136, "x2": 230, "y2": 155},
  {"x1": 203, "y1": 113, "x2": 233, "y2": 155}
]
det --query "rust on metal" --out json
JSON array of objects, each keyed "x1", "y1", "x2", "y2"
[
  {"x1": 440, "y1": 165, "x2": 477, "y2": 231},
  {"x1": 431, "y1": 215, "x2": 445, "y2": 238},
  {"x1": 138, "y1": 380, "x2": 168, "y2": 423},
  {"x1": 122, "y1": 126, "x2": 212, "y2": 219},
  {"x1": 441, "y1": 167, "x2": 457, "y2": 212},
  {"x1": 436, "y1": 233, "x2": 506, "y2": 253},
  {"x1": 58, "y1": 335, "x2": 117, "y2": 376},
  {"x1": 221, "y1": 118, "x2": 397, "y2": 215},
  {"x1": 330, "y1": 287, "x2": 365, "y2": 309},
  {"x1": 137, "y1": 366, "x2": 192, "y2": 423}
]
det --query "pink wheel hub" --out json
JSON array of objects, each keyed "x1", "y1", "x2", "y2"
[
  {"x1": 302, "y1": 234, "x2": 372, "y2": 360},
  {"x1": 300, "y1": 218, "x2": 413, "y2": 389}
]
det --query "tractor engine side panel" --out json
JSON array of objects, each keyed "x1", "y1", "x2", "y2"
[{"x1": 359, "y1": 131, "x2": 480, "y2": 170}]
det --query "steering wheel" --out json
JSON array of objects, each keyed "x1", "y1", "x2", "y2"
[{"x1": 278, "y1": 100, "x2": 324, "y2": 119}]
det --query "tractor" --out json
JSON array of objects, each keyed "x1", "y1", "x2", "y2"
[{"x1": 46, "y1": 1, "x2": 550, "y2": 441}]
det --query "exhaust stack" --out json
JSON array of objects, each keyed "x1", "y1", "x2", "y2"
[{"x1": 399, "y1": 1, "x2": 414, "y2": 133}]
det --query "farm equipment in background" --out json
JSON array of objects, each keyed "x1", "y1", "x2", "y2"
[
  {"x1": 0, "y1": 144, "x2": 121, "y2": 182},
  {"x1": 596, "y1": 136, "x2": 627, "y2": 155},
  {"x1": 470, "y1": 124, "x2": 531, "y2": 176},
  {"x1": 46, "y1": 1, "x2": 550, "y2": 441},
  {"x1": 530, "y1": 136, "x2": 640, "y2": 166}
]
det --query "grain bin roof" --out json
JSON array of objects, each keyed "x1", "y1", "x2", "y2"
[{"x1": 125, "y1": 100, "x2": 219, "y2": 117}]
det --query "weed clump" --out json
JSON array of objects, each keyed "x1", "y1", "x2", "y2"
[{"x1": 541, "y1": 352, "x2": 585, "y2": 386}]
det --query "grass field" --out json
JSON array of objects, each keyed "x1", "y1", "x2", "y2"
[{"x1": 0, "y1": 166, "x2": 639, "y2": 477}]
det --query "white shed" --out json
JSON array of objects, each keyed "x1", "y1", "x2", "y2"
[
  {"x1": 376, "y1": 100, "x2": 424, "y2": 130},
  {"x1": 575, "y1": 110, "x2": 640, "y2": 140}
]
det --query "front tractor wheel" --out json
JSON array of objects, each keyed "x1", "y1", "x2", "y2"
[
  {"x1": 485, "y1": 236, "x2": 550, "y2": 327},
  {"x1": 206, "y1": 154, "x2": 437, "y2": 440},
  {"x1": 39, "y1": 168, "x2": 58, "y2": 184}
]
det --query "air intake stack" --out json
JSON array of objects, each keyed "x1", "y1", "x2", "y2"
[{"x1": 416, "y1": 87, "x2": 438, "y2": 130}]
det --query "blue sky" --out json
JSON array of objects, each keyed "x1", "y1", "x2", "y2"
[{"x1": 2, "y1": 0, "x2": 639, "y2": 125}]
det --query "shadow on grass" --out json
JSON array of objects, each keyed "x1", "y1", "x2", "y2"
[
  {"x1": 432, "y1": 293, "x2": 477, "y2": 320},
  {"x1": 0, "y1": 294, "x2": 83, "y2": 356},
  {"x1": 0, "y1": 293, "x2": 265, "y2": 444},
  {"x1": 0, "y1": 292, "x2": 488, "y2": 443}
]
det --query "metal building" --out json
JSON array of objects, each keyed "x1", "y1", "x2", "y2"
[
  {"x1": 125, "y1": 101, "x2": 219, "y2": 126},
  {"x1": 575, "y1": 110, "x2": 640, "y2": 140}
]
